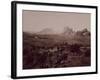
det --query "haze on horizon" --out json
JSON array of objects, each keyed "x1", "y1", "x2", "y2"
[{"x1": 22, "y1": 10, "x2": 91, "y2": 34}]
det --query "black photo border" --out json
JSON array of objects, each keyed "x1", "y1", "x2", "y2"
[{"x1": 11, "y1": 1, "x2": 98, "y2": 79}]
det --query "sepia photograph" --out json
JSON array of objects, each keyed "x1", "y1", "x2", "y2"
[
  {"x1": 11, "y1": 1, "x2": 97, "y2": 79},
  {"x1": 22, "y1": 10, "x2": 91, "y2": 69}
]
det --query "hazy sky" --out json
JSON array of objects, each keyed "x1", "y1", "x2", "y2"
[{"x1": 22, "y1": 10, "x2": 90, "y2": 33}]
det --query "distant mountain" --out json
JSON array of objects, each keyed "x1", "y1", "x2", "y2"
[{"x1": 33, "y1": 27, "x2": 90, "y2": 37}]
